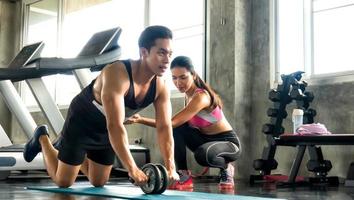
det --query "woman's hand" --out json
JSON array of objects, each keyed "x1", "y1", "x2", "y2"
[{"x1": 124, "y1": 114, "x2": 141, "y2": 124}]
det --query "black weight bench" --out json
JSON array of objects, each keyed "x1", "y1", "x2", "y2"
[
  {"x1": 274, "y1": 134, "x2": 354, "y2": 185},
  {"x1": 277, "y1": 134, "x2": 354, "y2": 145},
  {"x1": 251, "y1": 72, "x2": 353, "y2": 187}
]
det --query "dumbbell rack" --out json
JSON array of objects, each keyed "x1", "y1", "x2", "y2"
[{"x1": 250, "y1": 71, "x2": 336, "y2": 186}]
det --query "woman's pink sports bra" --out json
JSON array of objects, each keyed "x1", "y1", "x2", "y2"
[{"x1": 188, "y1": 88, "x2": 224, "y2": 128}]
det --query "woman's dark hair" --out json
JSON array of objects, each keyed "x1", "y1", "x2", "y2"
[
  {"x1": 138, "y1": 25, "x2": 173, "y2": 51},
  {"x1": 170, "y1": 56, "x2": 223, "y2": 109}
]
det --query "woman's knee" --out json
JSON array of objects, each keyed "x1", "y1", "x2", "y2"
[
  {"x1": 194, "y1": 142, "x2": 240, "y2": 168},
  {"x1": 228, "y1": 143, "x2": 241, "y2": 161},
  {"x1": 193, "y1": 146, "x2": 208, "y2": 166}
]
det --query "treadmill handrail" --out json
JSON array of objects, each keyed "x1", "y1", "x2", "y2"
[
  {"x1": 29, "y1": 47, "x2": 121, "y2": 70},
  {"x1": 0, "y1": 47, "x2": 121, "y2": 82}
]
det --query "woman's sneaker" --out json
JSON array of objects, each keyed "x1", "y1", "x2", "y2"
[
  {"x1": 219, "y1": 163, "x2": 235, "y2": 189},
  {"x1": 168, "y1": 170, "x2": 193, "y2": 190}
]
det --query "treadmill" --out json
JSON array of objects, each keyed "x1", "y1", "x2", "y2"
[
  {"x1": 0, "y1": 42, "x2": 46, "y2": 180},
  {"x1": 7, "y1": 27, "x2": 148, "y2": 173}
]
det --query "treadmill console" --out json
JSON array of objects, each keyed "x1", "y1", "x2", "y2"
[
  {"x1": 78, "y1": 27, "x2": 122, "y2": 56},
  {"x1": 8, "y1": 42, "x2": 44, "y2": 69}
]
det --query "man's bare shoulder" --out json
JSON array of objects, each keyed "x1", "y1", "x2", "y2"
[
  {"x1": 101, "y1": 61, "x2": 129, "y2": 80},
  {"x1": 156, "y1": 76, "x2": 168, "y2": 88},
  {"x1": 97, "y1": 61, "x2": 131, "y2": 95},
  {"x1": 154, "y1": 76, "x2": 170, "y2": 98},
  {"x1": 102, "y1": 61, "x2": 126, "y2": 73}
]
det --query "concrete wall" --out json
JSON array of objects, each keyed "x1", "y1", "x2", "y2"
[
  {"x1": 207, "y1": 0, "x2": 252, "y2": 178},
  {"x1": 0, "y1": 0, "x2": 21, "y2": 138}
]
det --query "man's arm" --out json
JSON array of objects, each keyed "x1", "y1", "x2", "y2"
[
  {"x1": 154, "y1": 78, "x2": 178, "y2": 180},
  {"x1": 101, "y1": 63, "x2": 147, "y2": 185}
]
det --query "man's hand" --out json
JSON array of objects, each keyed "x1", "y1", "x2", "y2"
[
  {"x1": 129, "y1": 167, "x2": 148, "y2": 186},
  {"x1": 168, "y1": 169, "x2": 180, "y2": 182},
  {"x1": 124, "y1": 114, "x2": 141, "y2": 125}
]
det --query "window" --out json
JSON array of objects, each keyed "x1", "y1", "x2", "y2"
[
  {"x1": 271, "y1": 0, "x2": 354, "y2": 85},
  {"x1": 22, "y1": 0, "x2": 60, "y2": 108},
  {"x1": 21, "y1": 0, "x2": 205, "y2": 108},
  {"x1": 149, "y1": 0, "x2": 205, "y2": 90}
]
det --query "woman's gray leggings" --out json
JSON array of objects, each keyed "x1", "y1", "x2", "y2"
[{"x1": 173, "y1": 123, "x2": 241, "y2": 170}]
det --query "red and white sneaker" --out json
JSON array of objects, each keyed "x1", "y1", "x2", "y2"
[
  {"x1": 168, "y1": 170, "x2": 193, "y2": 190},
  {"x1": 218, "y1": 163, "x2": 235, "y2": 189}
]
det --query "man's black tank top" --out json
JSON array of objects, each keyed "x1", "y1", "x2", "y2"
[
  {"x1": 58, "y1": 60, "x2": 158, "y2": 148},
  {"x1": 122, "y1": 60, "x2": 157, "y2": 110},
  {"x1": 91, "y1": 59, "x2": 157, "y2": 119}
]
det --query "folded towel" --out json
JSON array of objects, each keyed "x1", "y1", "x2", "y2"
[{"x1": 295, "y1": 123, "x2": 331, "y2": 136}]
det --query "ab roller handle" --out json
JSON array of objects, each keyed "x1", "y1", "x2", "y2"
[{"x1": 129, "y1": 163, "x2": 169, "y2": 194}]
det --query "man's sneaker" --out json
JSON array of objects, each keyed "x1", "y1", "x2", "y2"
[
  {"x1": 23, "y1": 125, "x2": 49, "y2": 162},
  {"x1": 219, "y1": 163, "x2": 235, "y2": 189},
  {"x1": 168, "y1": 170, "x2": 193, "y2": 190}
]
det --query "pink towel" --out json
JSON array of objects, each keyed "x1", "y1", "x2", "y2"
[{"x1": 295, "y1": 123, "x2": 332, "y2": 136}]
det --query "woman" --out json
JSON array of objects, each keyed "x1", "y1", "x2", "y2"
[{"x1": 126, "y1": 56, "x2": 241, "y2": 189}]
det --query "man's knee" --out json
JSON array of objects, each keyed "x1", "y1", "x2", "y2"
[
  {"x1": 89, "y1": 177, "x2": 109, "y2": 187},
  {"x1": 56, "y1": 178, "x2": 75, "y2": 188},
  {"x1": 90, "y1": 180, "x2": 107, "y2": 187}
]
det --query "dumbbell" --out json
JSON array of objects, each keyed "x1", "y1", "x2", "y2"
[
  {"x1": 290, "y1": 88, "x2": 304, "y2": 100},
  {"x1": 268, "y1": 89, "x2": 292, "y2": 103},
  {"x1": 262, "y1": 123, "x2": 284, "y2": 135},
  {"x1": 303, "y1": 109, "x2": 316, "y2": 124},
  {"x1": 276, "y1": 83, "x2": 286, "y2": 92},
  {"x1": 304, "y1": 91, "x2": 314, "y2": 102},
  {"x1": 253, "y1": 158, "x2": 278, "y2": 171},
  {"x1": 291, "y1": 89, "x2": 314, "y2": 102},
  {"x1": 307, "y1": 160, "x2": 332, "y2": 173},
  {"x1": 296, "y1": 101, "x2": 309, "y2": 109},
  {"x1": 267, "y1": 108, "x2": 287, "y2": 118},
  {"x1": 268, "y1": 89, "x2": 281, "y2": 102},
  {"x1": 130, "y1": 163, "x2": 169, "y2": 194}
]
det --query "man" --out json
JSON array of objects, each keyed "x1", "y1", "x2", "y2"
[{"x1": 24, "y1": 25, "x2": 179, "y2": 187}]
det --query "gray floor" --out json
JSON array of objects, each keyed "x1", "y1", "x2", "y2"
[{"x1": 1, "y1": 171, "x2": 354, "y2": 200}]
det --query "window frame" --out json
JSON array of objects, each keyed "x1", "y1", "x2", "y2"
[
  {"x1": 20, "y1": 0, "x2": 207, "y2": 108},
  {"x1": 270, "y1": 0, "x2": 354, "y2": 88}
]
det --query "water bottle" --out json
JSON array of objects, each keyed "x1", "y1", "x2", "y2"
[{"x1": 292, "y1": 109, "x2": 304, "y2": 133}]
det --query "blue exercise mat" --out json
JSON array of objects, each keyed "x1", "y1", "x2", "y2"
[{"x1": 27, "y1": 185, "x2": 285, "y2": 200}]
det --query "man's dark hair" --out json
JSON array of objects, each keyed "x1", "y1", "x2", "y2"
[{"x1": 138, "y1": 25, "x2": 173, "y2": 51}]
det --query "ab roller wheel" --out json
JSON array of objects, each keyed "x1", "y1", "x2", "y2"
[
  {"x1": 140, "y1": 163, "x2": 161, "y2": 194},
  {"x1": 155, "y1": 163, "x2": 169, "y2": 194},
  {"x1": 130, "y1": 163, "x2": 169, "y2": 194}
]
